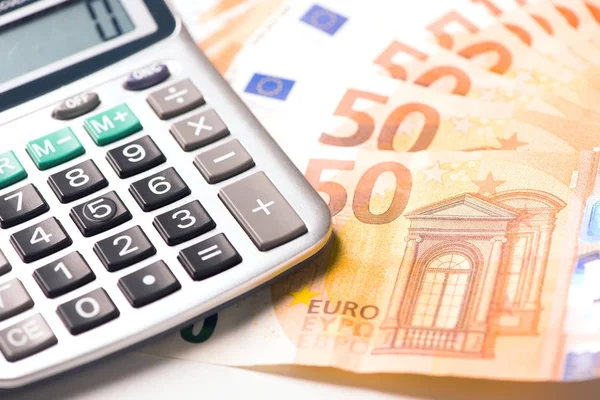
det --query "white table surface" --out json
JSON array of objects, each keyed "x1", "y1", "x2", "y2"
[{"x1": 2, "y1": 351, "x2": 600, "y2": 399}]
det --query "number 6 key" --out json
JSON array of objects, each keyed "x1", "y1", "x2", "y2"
[{"x1": 129, "y1": 167, "x2": 190, "y2": 212}]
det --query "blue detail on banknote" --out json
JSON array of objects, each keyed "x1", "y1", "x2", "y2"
[
  {"x1": 244, "y1": 73, "x2": 295, "y2": 100},
  {"x1": 300, "y1": 4, "x2": 347, "y2": 35},
  {"x1": 563, "y1": 352, "x2": 600, "y2": 381},
  {"x1": 588, "y1": 201, "x2": 600, "y2": 236},
  {"x1": 579, "y1": 199, "x2": 600, "y2": 242}
]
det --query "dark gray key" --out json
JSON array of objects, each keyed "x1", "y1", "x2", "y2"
[
  {"x1": 0, "y1": 314, "x2": 57, "y2": 362},
  {"x1": 70, "y1": 191, "x2": 132, "y2": 237},
  {"x1": 118, "y1": 260, "x2": 181, "y2": 308},
  {"x1": 194, "y1": 140, "x2": 255, "y2": 184},
  {"x1": 0, "y1": 184, "x2": 49, "y2": 229},
  {"x1": 106, "y1": 136, "x2": 166, "y2": 178},
  {"x1": 129, "y1": 168, "x2": 191, "y2": 212},
  {"x1": 0, "y1": 279, "x2": 34, "y2": 322},
  {"x1": 33, "y1": 252, "x2": 96, "y2": 298},
  {"x1": 52, "y1": 92, "x2": 100, "y2": 120},
  {"x1": 219, "y1": 172, "x2": 307, "y2": 251},
  {"x1": 178, "y1": 233, "x2": 241, "y2": 281},
  {"x1": 0, "y1": 250, "x2": 11, "y2": 277},
  {"x1": 147, "y1": 79, "x2": 205, "y2": 120},
  {"x1": 170, "y1": 109, "x2": 229, "y2": 151},
  {"x1": 48, "y1": 160, "x2": 108, "y2": 203},
  {"x1": 10, "y1": 218, "x2": 72, "y2": 263},
  {"x1": 57, "y1": 288, "x2": 119, "y2": 335},
  {"x1": 153, "y1": 201, "x2": 215, "y2": 246},
  {"x1": 94, "y1": 226, "x2": 156, "y2": 272}
]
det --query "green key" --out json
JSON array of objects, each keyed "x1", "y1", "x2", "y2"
[
  {"x1": 0, "y1": 151, "x2": 27, "y2": 190},
  {"x1": 84, "y1": 104, "x2": 142, "y2": 146},
  {"x1": 26, "y1": 127, "x2": 85, "y2": 171}
]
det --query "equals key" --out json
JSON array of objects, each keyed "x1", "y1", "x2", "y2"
[{"x1": 178, "y1": 233, "x2": 242, "y2": 281}]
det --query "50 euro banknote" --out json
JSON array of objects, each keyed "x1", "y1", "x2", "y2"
[
  {"x1": 225, "y1": 57, "x2": 600, "y2": 162},
  {"x1": 222, "y1": 0, "x2": 600, "y2": 128},
  {"x1": 144, "y1": 149, "x2": 600, "y2": 381}
]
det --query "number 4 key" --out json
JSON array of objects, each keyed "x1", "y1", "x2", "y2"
[{"x1": 10, "y1": 218, "x2": 72, "y2": 263}]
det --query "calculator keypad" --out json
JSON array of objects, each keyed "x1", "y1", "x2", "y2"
[
  {"x1": 129, "y1": 168, "x2": 191, "y2": 212},
  {"x1": 170, "y1": 109, "x2": 229, "y2": 151},
  {"x1": 194, "y1": 139, "x2": 255, "y2": 184},
  {"x1": 106, "y1": 136, "x2": 166, "y2": 178},
  {"x1": 94, "y1": 226, "x2": 156, "y2": 272},
  {"x1": 0, "y1": 314, "x2": 57, "y2": 362},
  {"x1": 10, "y1": 218, "x2": 72, "y2": 263},
  {"x1": 57, "y1": 288, "x2": 119, "y2": 335},
  {"x1": 0, "y1": 66, "x2": 315, "y2": 373},
  {"x1": 70, "y1": 191, "x2": 132, "y2": 237},
  {"x1": 178, "y1": 233, "x2": 242, "y2": 281},
  {"x1": 0, "y1": 250, "x2": 11, "y2": 277},
  {"x1": 0, "y1": 184, "x2": 49, "y2": 229},
  {"x1": 147, "y1": 79, "x2": 205, "y2": 120},
  {"x1": 0, "y1": 279, "x2": 34, "y2": 322},
  {"x1": 33, "y1": 252, "x2": 96, "y2": 299},
  {"x1": 153, "y1": 201, "x2": 215, "y2": 246},
  {"x1": 118, "y1": 260, "x2": 181, "y2": 308},
  {"x1": 48, "y1": 160, "x2": 108, "y2": 203}
]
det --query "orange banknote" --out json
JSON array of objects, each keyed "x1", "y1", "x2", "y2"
[
  {"x1": 145, "y1": 149, "x2": 599, "y2": 381},
  {"x1": 158, "y1": 0, "x2": 600, "y2": 382}
]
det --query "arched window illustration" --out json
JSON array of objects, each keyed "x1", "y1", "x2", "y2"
[{"x1": 410, "y1": 252, "x2": 473, "y2": 330}]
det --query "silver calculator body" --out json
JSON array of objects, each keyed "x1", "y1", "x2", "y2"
[{"x1": 0, "y1": 0, "x2": 331, "y2": 388}]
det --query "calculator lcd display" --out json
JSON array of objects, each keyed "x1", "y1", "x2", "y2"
[{"x1": 0, "y1": 0, "x2": 135, "y2": 84}]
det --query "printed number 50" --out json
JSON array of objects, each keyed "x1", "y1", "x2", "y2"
[
  {"x1": 319, "y1": 89, "x2": 440, "y2": 152},
  {"x1": 305, "y1": 159, "x2": 412, "y2": 225}
]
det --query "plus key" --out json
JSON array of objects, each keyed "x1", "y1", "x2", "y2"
[{"x1": 219, "y1": 172, "x2": 307, "y2": 251}]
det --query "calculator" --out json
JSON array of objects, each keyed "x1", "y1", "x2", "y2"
[{"x1": 0, "y1": 0, "x2": 331, "y2": 388}]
